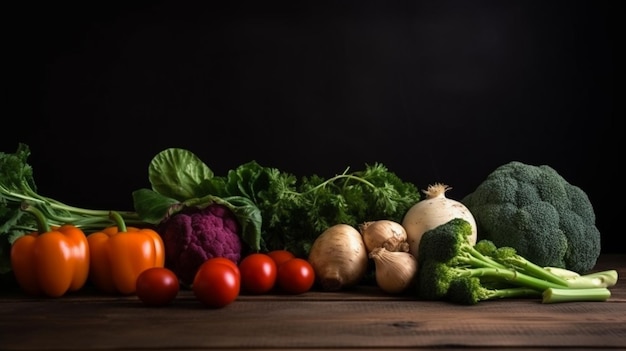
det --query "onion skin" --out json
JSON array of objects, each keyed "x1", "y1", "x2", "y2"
[
  {"x1": 369, "y1": 247, "x2": 418, "y2": 294},
  {"x1": 401, "y1": 183, "x2": 477, "y2": 260},
  {"x1": 307, "y1": 224, "x2": 368, "y2": 291},
  {"x1": 359, "y1": 220, "x2": 409, "y2": 253}
]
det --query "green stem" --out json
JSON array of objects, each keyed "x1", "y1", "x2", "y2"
[
  {"x1": 512, "y1": 258, "x2": 570, "y2": 287},
  {"x1": 1, "y1": 181, "x2": 147, "y2": 234},
  {"x1": 542, "y1": 287, "x2": 611, "y2": 303},
  {"x1": 301, "y1": 173, "x2": 376, "y2": 196},
  {"x1": 543, "y1": 266, "x2": 580, "y2": 279},
  {"x1": 2, "y1": 186, "x2": 138, "y2": 219},
  {"x1": 108, "y1": 211, "x2": 127, "y2": 232},
  {"x1": 462, "y1": 267, "x2": 566, "y2": 291},
  {"x1": 562, "y1": 270, "x2": 619, "y2": 289},
  {"x1": 496, "y1": 251, "x2": 570, "y2": 287},
  {"x1": 20, "y1": 202, "x2": 50, "y2": 233},
  {"x1": 488, "y1": 287, "x2": 542, "y2": 300},
  {"x1": 468, "y1": 248, "x2": 510, "y2": 270}
]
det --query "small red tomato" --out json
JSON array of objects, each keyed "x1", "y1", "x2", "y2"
[
  {"x1": 238, "y1": 253, "x2": 277, "y2": 294},
  {"x1": 277, "y1": 258, "x2": 315, "y2": 294},
  {"x1": 267, "y1": 249, "x2": 295, "y2": 267},
  {"x1": 206, "y1": 257, "x2": 240, "y2": 279},
  {"x1": 135, "y1": 267, "x2": 179, "y2": 307},
  {"x1": 193, "y1": 259, "x2": 240, "y2": 308}
]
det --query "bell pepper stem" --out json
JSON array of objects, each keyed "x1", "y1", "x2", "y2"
[
  {"x1": 20, "y1": 201, "x2": 51, "y2": 233},
  {"x1": 108, "y1": 211, "x2": 127, "y2": 232}
]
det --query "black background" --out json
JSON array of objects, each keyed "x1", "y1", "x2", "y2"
[{"x1": 2, "y1": 1, "x2": 623, "y2": 253}]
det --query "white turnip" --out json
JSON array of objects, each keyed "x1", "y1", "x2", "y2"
[{"x1": 402, "y1": 183, "x2": 477, "y2": 260}]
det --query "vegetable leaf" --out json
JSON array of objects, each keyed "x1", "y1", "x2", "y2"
[
  {"x1": 131, "y1": 189, "x2": 183, "y2": 224},
  {"x1": 148, "y1": 148, "x2": 214, "y2": 201}
]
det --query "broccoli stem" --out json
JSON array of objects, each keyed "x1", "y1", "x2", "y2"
[
  {"x1": 447, "y1": 276, "x2": 541, "y2": 305},
  {"x1": 542, "y1": 287, "x2": 611, "y2": 303},
  {"x1": 463, "y1": 245, "x2": 510, "y2": 270},
  {"x1": 488, "y1": 287, "x2": 542, "y2": 299},
  {"x1": 543, "y1": 266, "x2": 581, "y2": 279},
  {"x1": 493, "y1": 247, "x2": 570, "y2": 287},
  {"x1": 456, "y1": 266, "x2": 565, "y2": 291},
  {"x1": 560, "y1": 270, "x2": 619, "y2": 289}
]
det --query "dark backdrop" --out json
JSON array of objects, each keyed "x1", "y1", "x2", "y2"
[{"x1": 2, "y1": 1, "x2": 622, "y2": 253}]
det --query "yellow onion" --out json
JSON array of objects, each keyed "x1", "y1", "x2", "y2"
[
  {"x1": 369, "y1": 247, "x2": 418, "y2": 294},
  {"x1": 359, "y1": 220, "x2": 409, "y2": 253}
]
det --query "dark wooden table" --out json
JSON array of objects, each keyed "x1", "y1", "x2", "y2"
[{"x1": 1, "y1": 254, "x2": 624, "y2": 351}]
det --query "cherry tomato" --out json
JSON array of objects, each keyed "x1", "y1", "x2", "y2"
[
  {"x1": 267, "y1": 250, "x2": 295, "y2": 267},
  {"x1": 277, "y1": 258, "x2": 315, "y2": 294},
  {"x1": 206, "y1": 257, "x2": 240, "y2": 279},
  {"x1": 193, "y1": 259, "x2": 240, "y2": 308},
  {"x1": 135, "y1": 267, "x2": 180, "y2": 307},
  {"x1": 238, "y1": 253, "x2": 277, "y2": 294}
]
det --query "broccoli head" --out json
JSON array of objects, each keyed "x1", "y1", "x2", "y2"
[
  {"x1": 462, "y1": 161, "x2": 600, "y2": 273},
  {"x1": 158, "y1": 203, "x2": 242, "y2": 285}
]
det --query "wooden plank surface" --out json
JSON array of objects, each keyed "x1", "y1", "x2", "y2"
[{"x1": 1, "y1": 254, "x2": 625, "y2": 351}]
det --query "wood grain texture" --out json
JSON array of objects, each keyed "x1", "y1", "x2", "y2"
[{"x1": 1, "y1": 254, "x2": 624, "y2": 351}]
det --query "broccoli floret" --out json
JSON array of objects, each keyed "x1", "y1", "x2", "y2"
[
  {"x1": 416, "y1": 218, "x2": 506, "y2": 270},
  {"x1": 462, "y1": 161, "x2": 601, "y2": 273},
  {"x1": 158, "y1": 203, "x2": 242, "y2": 286},
  {"x1": 448, "y1": 276, "x2": 541, "y2": 305},
  {"x1": 415, "y1": 218, "x2": 614, "y2": 305},
  {"x1": 474, "y1": 239, "x2": 498, "y2": 257}
]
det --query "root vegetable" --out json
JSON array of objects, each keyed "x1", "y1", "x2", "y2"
[
  {"x1": 401, "y1": 183, "x2": 477, "y2": 260},
  {"x1": 369, "y1": 247, "x2": 418, "y2": 294},
  {"x1": 307, "y1": 224, "x2": 368, "y2": 291},
  {"x1": 359, "y1": 220, "x2": 409, "y2": 253}
]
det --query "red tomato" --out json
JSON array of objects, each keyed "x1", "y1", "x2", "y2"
[
  {"x1": 277, "y1": 258, "x2": 315, "y2": 294},
  {"x1": 135, "y1": 267, "x2": 180, "y2": 307},
  {"x1": 238, "y1": 253, "x2": 277, "y2": 294},
  {"x1": 192, "y1": 259, "x2": 240, "y2": 308},
  {"x1": 267, "y1": 250, "x2": 295, "y2": 267},
  {"x1": 206, "y1": 257, "x2": 240, "y2": 279}
]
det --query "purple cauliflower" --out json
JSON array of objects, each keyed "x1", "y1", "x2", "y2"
[{"x1": 158, "y1": 203, "x2": 242, "y2": 285}]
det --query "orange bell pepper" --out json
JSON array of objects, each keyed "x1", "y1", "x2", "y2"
[
  {"x1": 11, "y1": 203, "x2": 90, "y2": 297},
  {"x1": 88, "y1": 211, "x2": 165, "y2": 295}
]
